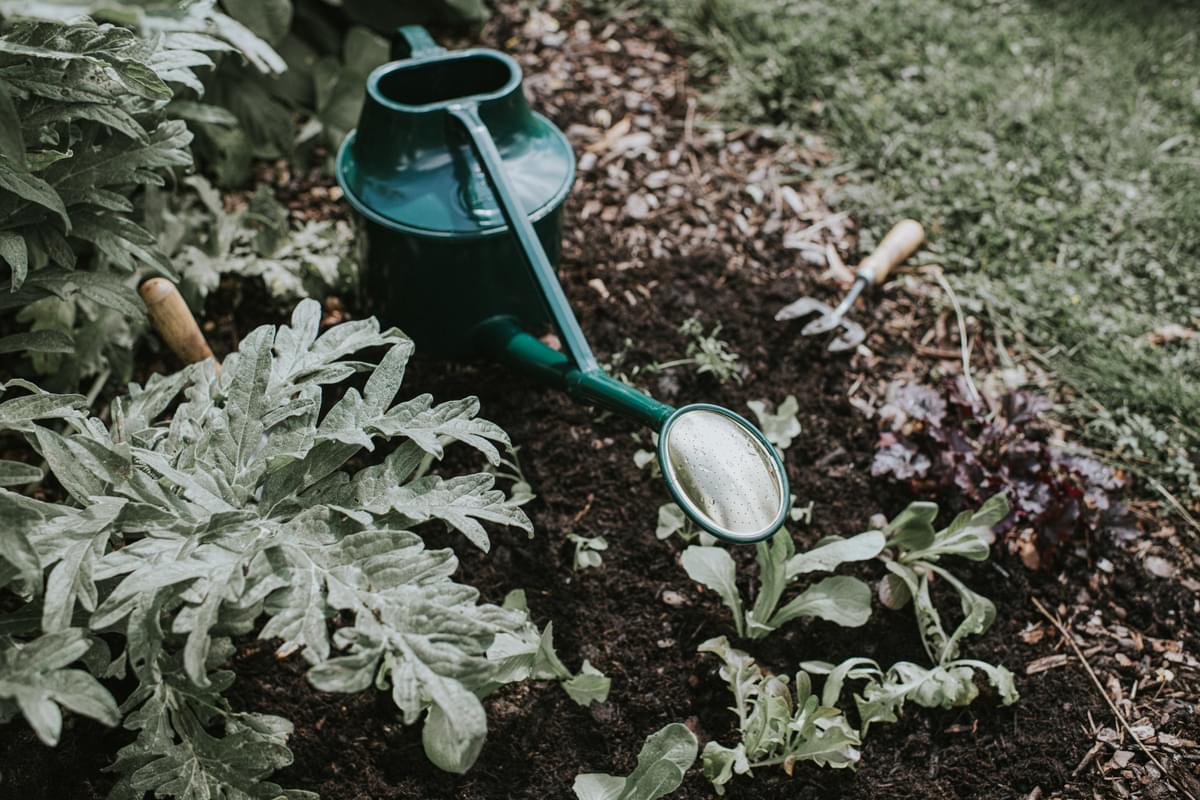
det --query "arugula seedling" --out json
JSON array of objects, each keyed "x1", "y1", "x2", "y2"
[
  {"x1": 699, "y1": 637, "x2": 860, "y2": 795},
  {"x1": 646, "y1": 316, "x2": 744, "y2": 385},
  {"x1": 681, "y1": 528, "x2": 881, "y2": 638},
  {"x1": 877, "y1": 494, "x2": 1010, "y2": 664},
  {"x1": 568, "y1": 533, "x2": 609, "y2": 571},
  {"x1": 573, "y1": 722, "x2": 698, "y2": 800},
  {"x1": 746, "y1": 395, "x2": 801, "y2": 450},
  {"x1": 786, "y1": 493, "x2": 1020, "y2": 734},
  {"x1": 802, "y1": 656, "x2": 1018, "y2": 734}
]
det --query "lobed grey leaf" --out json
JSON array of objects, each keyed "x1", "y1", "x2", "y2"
[
  {"x1": 0, "y1": 383, "x2": 86, "y2": 431},
  {"x1": 0, "y1": 629, "x2": 119, "y2": 745},
  {"x1": 0, "y1": 329, "x2": 73, "y2": 355},
  {"x1": 0, "y1": 156, "x2": 70, "y2": 229},
  {"x1": 376, "y1": 395, "x2": 509, "y2": 466},
  {"x1": 381, "y1": 474, "x2": 533, "y2": 552}
]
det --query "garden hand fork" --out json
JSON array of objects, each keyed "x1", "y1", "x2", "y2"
[{"x1": 775, "y1": 219, "x2": 924, "y2": 352}]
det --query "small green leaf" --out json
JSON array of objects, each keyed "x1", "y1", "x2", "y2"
[
  {"x1": 769, "y1": 575, "x2": 872, "y2": 629},
  {"x1": 0, "y1": 231, "x2": 28, "y2": 289},
  {"x1": 573, "y1": 773, "x2": 626, "y2": 800},
  {"x1": 886, "y1": 501, "x2": 939, "y2": 551},
  {"x1": 0, "y1": 157, "x2": 69, "y2": 229},
  {"x1": 574, "y1": 723, "x2": 698, "y2": 800},
  {"x1": 655, "y1": 502, "x2": 686, "y2": 539},
  {"x1": 0, "y1": 329, "x2": 74, "y2": 354},
  {"x1": 421, "y1": 678, "x2": 487, "y2": 774},
  {"x1": 785, "y1": 530, "x2": 885, "y2": 577},
  {"x1": 746, "y1": 395, "x2": 801, "y2": 450},
  {"x1": 681, "y1": 545, "x2": 744, "y2": 636},
  {"x1": 562, "y1": 660, "x2": 611, "y2": 707}
]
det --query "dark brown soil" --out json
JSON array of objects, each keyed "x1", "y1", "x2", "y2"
[{"x1": 2, "y1": 4, "x2": 1198, "y2": 800}]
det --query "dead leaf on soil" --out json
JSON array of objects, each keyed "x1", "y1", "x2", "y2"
[{"x1": 1026, "y1": 653, "x2": 1071, "y2": 674}]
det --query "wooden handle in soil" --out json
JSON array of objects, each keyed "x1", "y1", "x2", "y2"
[
  {"x1": 857, "y1": 219, "x2": 924, "y2": 285},
  {"x1": 139, "y1": 278, "x2": 215, "y2": 366}
]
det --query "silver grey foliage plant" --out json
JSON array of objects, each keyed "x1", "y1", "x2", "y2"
[{"x1": 0, "y1": 300, "x2": 593, "y2": 796}]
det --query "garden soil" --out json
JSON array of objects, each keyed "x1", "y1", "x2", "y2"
[{"x1": 2, "y1": 3, "x2": 1196, "y2": 800}]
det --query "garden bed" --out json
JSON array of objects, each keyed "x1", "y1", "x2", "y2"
[{"x1": 2, "y1": 3, "x2": 1196, "y2": 800}]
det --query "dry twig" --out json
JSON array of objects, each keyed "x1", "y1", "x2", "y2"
[
  {"x1": 1031, "y1": 596, "x2": 1195, "y2": 800},
  {"x1": 931, "y1": 267, "x2": 981, "y2": 405}
]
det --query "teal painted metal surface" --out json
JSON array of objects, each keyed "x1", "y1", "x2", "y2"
[
  {"x1": 475, "y1": 317, "x2": 673, "y2": 429},
  {"x1": 338, "y1": 27, "x2": 573, "y2": 238},
  {"x1": 336, "y1": 25, "x2": 574, "y2": 356}
]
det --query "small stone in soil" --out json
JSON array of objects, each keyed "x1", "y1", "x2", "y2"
[{"x1": 661, "y1": 590, "x2": 686, "y2": 607}]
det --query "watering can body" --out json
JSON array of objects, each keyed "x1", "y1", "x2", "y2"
[
  {"x1": 337, "y1": 26, "x2": 575, "y2": 357},
  {"x1": 336, "y1": 26, "x2": 791, "y2": 546}
]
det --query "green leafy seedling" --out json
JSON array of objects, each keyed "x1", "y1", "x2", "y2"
[
  {"x1": 574, "y1": 722, "x2": 698, "y2": 800},
  {"x1": 802, "y1": 656, "x2": 1018, "y2": 735},
  {"x1": 682, "y1": 528, "x2": 881, "y2": 638},
  {"x1": 656, "y1": 501, "x2": 716, "y2": 545},
  {"x1": 879, "y1": 494, "x2": 1011, "y2": 664},
  {"x1": 746, "y1": 395, "x2": 801, "y2": 450},
  {"x1": 568, "y1": 533, "x2": 609, "y2": 571},
  {"x1": 699, "y1": 637, "x2": 860, "y2": 795},
  {"x1": 646, "y1": 316, "x2": 743, "y2": 385}
]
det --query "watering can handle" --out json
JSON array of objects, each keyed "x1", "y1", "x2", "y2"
[
  {"x1": 449, "y1": 104, "x2": 600, "y2": 374},
  {"x1": 391, "y1": 25, "x2": 445, "y2": 60}
]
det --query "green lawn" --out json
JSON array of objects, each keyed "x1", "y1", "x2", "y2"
[{"x1": 643, "y1": 0, "x2": 1200, "y2": 503}]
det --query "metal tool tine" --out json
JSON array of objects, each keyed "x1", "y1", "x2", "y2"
[
  {"x1": 826, "y1": 321, "x2": 865, "y2": 352},
  {"x1": 774, "y1": 297, "x2": 831, "y2": 322}
]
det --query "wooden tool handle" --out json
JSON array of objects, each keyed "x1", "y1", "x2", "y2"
[
  {"x1": 140, "y1": 278, "x2": 215, "y2": 366},
  {"x1": 858, "y1": 219, "x2": 924, "y2": 285}
]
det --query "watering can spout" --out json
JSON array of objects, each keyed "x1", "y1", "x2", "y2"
[{"x1": 476, "y1": 316, "x2": 674, "y2": 429}]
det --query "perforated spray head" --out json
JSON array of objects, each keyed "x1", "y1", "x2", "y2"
[{"x1": 658, "y1": 404, "x2": 789, "y2": 544}]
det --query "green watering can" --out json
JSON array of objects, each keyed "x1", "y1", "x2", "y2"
[{"x1": 337, "y1": 26, "x2": 789, "y2": 544}]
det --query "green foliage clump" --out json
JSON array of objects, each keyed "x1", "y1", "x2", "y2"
[
  {"x1": 0, "y1": 19, "x2": 211, "y2": 380},
  {"x1": 677, "y1": 495, "x2": 1017, "y2": 793},
  {"x1": 699, "y1": 636, "x2": 861, "y2": 794}
]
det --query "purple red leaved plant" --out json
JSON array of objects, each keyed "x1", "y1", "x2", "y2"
[{"x1": 870, "y1": 378, "x2": 1136, "y2": 567}]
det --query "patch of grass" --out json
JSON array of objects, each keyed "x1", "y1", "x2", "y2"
[{"x1": 641, "y1": 0, "x2": 1200, "y2": 502}]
